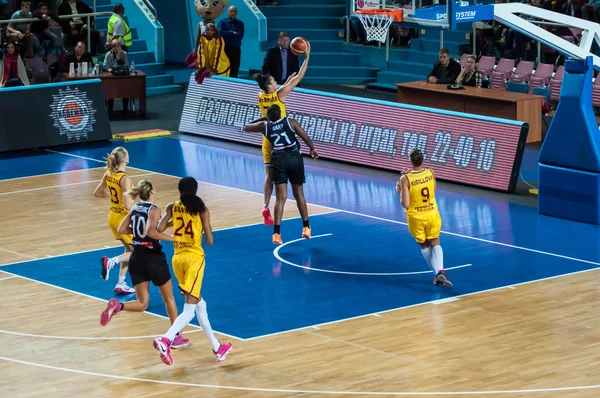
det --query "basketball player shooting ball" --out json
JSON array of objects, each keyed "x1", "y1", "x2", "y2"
[
  {"x1": 251, "y1": 36, "x2": 311, "y2": 227},
  {"x1": 244, "y1": 104, "x2": 318, "y2": 244},
  {"x1": 397, "y1": 149, "x2": 452, "y2": 289}
]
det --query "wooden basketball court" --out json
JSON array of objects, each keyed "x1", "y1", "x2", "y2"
[{"x1": 1, "y1": 138, "x2": 599, "y2": 397}]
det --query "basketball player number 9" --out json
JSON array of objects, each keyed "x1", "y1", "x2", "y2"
[
  {"x1": 174, "y1": 217, "x2": 195, "y2": 239},
  {"x1": 421, "y1": 187, "x2": 430, "y2": 202}
]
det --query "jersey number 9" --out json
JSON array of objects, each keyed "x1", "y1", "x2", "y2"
[{"x1": 421, "y1": 187, "x2": 430, "y2": 202}]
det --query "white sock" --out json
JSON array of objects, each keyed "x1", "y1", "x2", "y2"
[
  {"x1": 431, "y1": 245, "x2": 444, "y2": 274},
  {"x1": 196, "y1": 299, "x2": 220, "y2": 352},
  {"x1": 110, "y1": 256, "x2": 120, "y2": 265},
  {"x1": 118, "y1": 276, "x2": 126, "y2": 284},
  {"x1": 420, "y1": 247, "x2": 434, "y2": 273},
  {"x1": 164, "y1": 303, "x2": 196, "y2": 342}
]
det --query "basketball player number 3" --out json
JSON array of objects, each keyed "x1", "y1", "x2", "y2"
[
  {"x1": 174, "y1": 217, "x2": 195, "y2": 239},
  {"x1": 421, "y1": 187, "x2": 430, "y2": 202},
  {"x1": 109, "y1": 187, "x2": 119, "y2": 204}
]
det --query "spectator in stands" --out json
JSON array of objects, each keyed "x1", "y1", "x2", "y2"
[
  {"x1": 261, "y1": 31, "x2": 299, "y2": 85},
  {"x1": 427, "y1": 48, "x2": 461, "y2": 84},
  {"x1": 32, "y1": 2, "x2": 60, "y2": 58},
  {"x1": 61, "y1": 40, "x2": 93, "y2": 72},
  {"x1": 195, "y1": 23, "x2": 230, "y2": 77},
  {"x1": 103, "y1": 38, "x2": 130, "y2": 115},
  {"x1": 0, "y1": 41, "x2": 30, "y2": 87},
  {"x1": 6, "y1": 1, "x2": 36, "y2": 58},
  {"x1": 58, "y1": 0, "x2": 100, "y2": 55},
  {"x1": 218, "y1": 5, "x2": 244, "y2": 78},
  {"x1": 106, "y1": 3, "x2": 132, "y2": 52},
  {"x1": 455, "y1": 55, "x2": 484, "y2": 88}
]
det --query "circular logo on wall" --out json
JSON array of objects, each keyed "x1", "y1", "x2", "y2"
[{"x1": 49, "y1": 86, "x2": 96, "y2": 142}]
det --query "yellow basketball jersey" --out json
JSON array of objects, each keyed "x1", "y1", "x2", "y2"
[
  {"x1": 258, "y1": 91, "x2": 287, "y2": 118},
  {"x1": 404, "y1": 169, "x2": 437, "y2": 218},
  {"x1": 105, "y1": 170, "x2": 130, "y2": 215},
  {"x1": 172, "y1": 200, "x2": 205, "y2": 256}
]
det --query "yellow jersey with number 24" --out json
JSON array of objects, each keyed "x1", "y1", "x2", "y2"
[{"x1": 172, "y1": 200, "x2": 205, "y2": 256}]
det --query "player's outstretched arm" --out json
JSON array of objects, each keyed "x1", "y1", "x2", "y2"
[
  {"x1": 290, "y1": 118, "x2": 318, "y2": 159},
  {"x1": 157, "y1": 202, "x2": 174, "y2": 233},
  {"x1": 277, "y1": 44, "x2": 311, "y2": 101},
  {"x1": 243, "y1": 120, "x2": 266, "y2": 133}
]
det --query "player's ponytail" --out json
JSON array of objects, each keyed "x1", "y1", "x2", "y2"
[
  {"x1": 178, "y1": 176, "x2": 206, "y2": 216},
  {"x1": 128, "y1": 179, "x2": 153, "y2": 202},
  {"x1": 105, "y1": 147, "x2": 128, "y2": 172},
  {"x1": 253, "y1": 72, "x2": 271, "y2": 92}
]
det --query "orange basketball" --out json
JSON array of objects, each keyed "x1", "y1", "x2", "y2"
[{"x1": 290, "y1": 37, "x2": 309, "y2": 56}]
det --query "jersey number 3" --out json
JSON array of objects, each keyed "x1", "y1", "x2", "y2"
[
  {"x1": 109, "y1": 187, "x2": 119, "y2": 204},
  {"x1": 174, "y1": 217, "x2": 195, "y2": 239}
]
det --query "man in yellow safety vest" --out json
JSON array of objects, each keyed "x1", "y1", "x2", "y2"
[{"x1": 106, "y1": 3, "x2": 132, "y2": 51}]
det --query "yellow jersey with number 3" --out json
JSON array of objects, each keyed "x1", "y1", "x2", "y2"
[
  {"x1": 258, "y1": 91, "x2": 287, "y2": 118},
  {"x1": 105, "y1": 170, "x2": 130, "y2": 215},
  {"x1": 404, "y1": 169, "x2": 437, "y2": 219},
  {"x1": 172, "y1": 200, "x2": 205, "y2": 256}
]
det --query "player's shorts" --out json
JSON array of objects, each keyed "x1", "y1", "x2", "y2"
[
  {"x1": 128, "y1": 247, "x2": 171, "y2": 287},
  {"x1": 108, "y1": 211, "x2": 133, "y2": 245},
  {"x1": 407, "y1": 211, "x2": 442, "y2": 244},
  {"x1": 271, "y1": 150, "x2": 305, "y2": 185},
  {"x1": 172, "y1": 251, "x2": 206, "y2": 299},
  {"x1": 262, "y1": 136, "x2": 272, "y2": 165}
]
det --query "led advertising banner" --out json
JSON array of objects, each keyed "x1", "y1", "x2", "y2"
[{"x1": 179, "y1": 76, "x2": 528, "y2": 192}]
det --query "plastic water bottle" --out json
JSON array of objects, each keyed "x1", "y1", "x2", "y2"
[
  {"x1": 88, "y1": 64, "x2": 93, "y2": 76},
  {"x1": 130, "y1": 61, "x2": 135, "y2": 74},
  {"x1": 77, "y1": 63, "x2": 82, "y2": 76}
]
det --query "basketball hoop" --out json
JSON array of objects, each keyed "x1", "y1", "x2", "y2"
[{"x1": 356, "y1": 8, "x2": 403, "y2": 43}]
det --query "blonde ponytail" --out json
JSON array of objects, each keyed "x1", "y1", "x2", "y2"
[
  {"x1": 105, "y1": 147, "x2": 128, "y2": 172},
  {"x1": 128, "y1": 179, "x2": 154, "y2": 202}
]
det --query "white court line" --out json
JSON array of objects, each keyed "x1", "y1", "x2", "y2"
[
  {"x1": 44, "y1": 148, "x2": 600, "y2": 267},
  {"x1": 0, "y1": 172, "x2": 155, "y2": 196},
  {"x1": 1, "y1": 355, "x2": 600, "y2": 395},
  {"x1": 0, "y1": 275, "x2": 17, "y2": 281},
  {"x1": 0, "y1": 270, "x2": 244, "y2": 342},
  {"x1": 0, "y1": 328, "x2": 203, "y2": 341},
  {"x1": 273, "y1": 234, "x2": 472, "y2": 276},
  {"x1": 0, "y1": 247, "x2": 36, "y2": 260},
  {"x1": 0, "y1": 167, "x2": 104, "y2": 183}
]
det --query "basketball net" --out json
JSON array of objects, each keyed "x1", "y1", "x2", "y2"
[{"x1": 356, "y1": 9, "x2": 395, "y2": 43}]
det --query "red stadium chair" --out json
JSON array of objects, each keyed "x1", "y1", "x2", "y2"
[
  {"x1": 477, "y1": 56, "x2": 496, "y2": 78},
  {"x1": 489, "y1": 58, "x2": 515, "y2": 90},
  {"x1": 528, "y1": 63, "x2": 555, "y2": 93},
  {"x1": 549, "y1": 65, "x2": 565, "y2": 102},
  {"x1": 508, "y1": 60, "x2": 535, "y2": 83}
]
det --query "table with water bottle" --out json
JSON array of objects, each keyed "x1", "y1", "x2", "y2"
[{"x1": 64, "y1": 60, "x2": 146, "y2": 117}]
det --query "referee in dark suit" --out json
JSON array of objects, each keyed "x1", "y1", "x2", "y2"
[{"x1": 261, "y1": 31, "x2": 300, "y2": 85}]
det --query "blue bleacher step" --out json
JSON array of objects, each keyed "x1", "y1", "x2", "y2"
[
  {"x1": 128, "y1": 51, "x2": 156, "y2": 65},
  {"x1": 268, "y1": 28, "x2": 342, "y2": 41},
  {"x1": 388, "y1": 60, "x2": 432, "y2": 75},
  {"x1": 98, "y1": 28, "x2": 138, "y2": 41},
  {"x1": 147, "y1": 85, "x2": 184, "y2": 97},
  {"x1": 260, "y1": 39, "x2": 343, "y2": 52},
  {"x1": 306, "y1": 65, "x2": 378, "y2": 78},
  {"x1": 128, "y1": 39, "x2": 147, "y2": 53},
  {"x1": 411, "y1": 38, "x2": 468, "y2": 55},
  {"x1": 136, "y1": 63, "x2": 165, "y2": 76},
  {"x1": 389, "y1": 49, "x2": 441, "y2": 64},
  {"x1": 94, "y1": 4, "x2": 113, "y2": 13},
  {"x1": 147, "y1": 74, "x2": 175, "y2": 88},
  {"x1": 81, "y1": 0, "x2": 111, "y2": 6},
  {"x1": 260, "y1": 5, "x2": 346, "y2": 17},
  {"x1": 281, "y1": 0, "x2": 345, "y2": 4},
  {"x1": 302, "y1": 77, "x2": 378, "y2": 85},
  {"x1": 376, "y1": 71, "x2": 426, "y2": 85},
  {"x1": 310, "y1": 52, "x2": 362, "y2": 67},
  {"x1": 366, "y1": 82, "x2": 397, "y2": 92},
  {"x1": 267, "y1": 17, "x2": 343, "y2": 30}
]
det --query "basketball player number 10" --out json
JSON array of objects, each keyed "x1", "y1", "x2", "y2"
[{"x1": 174, "y1": 217, "x2": 195, "y2": 239}]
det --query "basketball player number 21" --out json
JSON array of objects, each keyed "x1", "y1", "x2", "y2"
[
  {"x1": 174, "y1": 217, "x2": 195, "y2": 239},
  {"x1": 273, "y1": 133, "x2": 292, "y2": 147}
]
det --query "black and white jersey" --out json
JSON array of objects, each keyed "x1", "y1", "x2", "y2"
[
  {"x1": 264, "y1": 117, "x2": 299, "y2": 153},
  {"x1": 131, "y1": 201, "x2": 163, "y2": 253}
]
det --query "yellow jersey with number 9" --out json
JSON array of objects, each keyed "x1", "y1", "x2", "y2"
[
  {"x1": 404, "y1": 169, "x2": 437, "y2": 219},
  {"x1": 105, "y1": 170, "x2": 131, "y2": 215},
  {"x1": 172, "y1": 200, "x2": 205, "y2": 256},
  {"x1": 258, "y1": 91, "x2": 287, "y2": 118}
]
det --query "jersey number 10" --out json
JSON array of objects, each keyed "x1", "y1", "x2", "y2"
[{"x1": 174, "y1": 217, "x2": 195, "y2": 239}]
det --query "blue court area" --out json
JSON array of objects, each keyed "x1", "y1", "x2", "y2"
[{"x1": 2, "y1": 137, "x2": 600, "y2": 339}]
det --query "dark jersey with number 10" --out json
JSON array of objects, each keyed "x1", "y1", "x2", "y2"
[
  {"x1": 131, "y1": 202, "x2": 163, "y2": 253},
  {"x1": 264, "y1": 117, "x2": 299, "y2": 153}
]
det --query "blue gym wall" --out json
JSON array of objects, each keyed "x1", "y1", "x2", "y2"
[{"x1": 151, "y1": 0, "x2": 192, "y2": 64}]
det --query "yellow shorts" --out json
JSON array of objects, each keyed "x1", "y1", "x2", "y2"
[
  {"x1": 407, "y1": 212, "x2": 442, "y2": 244},
  {"x1": 172, "y1": 252, "x2": 205, "y2": 299},
  {"x1": 108, "y1": 211, "x2": 133, "y2": 245},
  {"x1": 262, "y1": 136, "x2": 272, "y2": 165}
]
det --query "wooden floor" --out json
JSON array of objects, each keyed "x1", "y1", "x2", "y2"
[{"x1": 1, "y1": 166, "x2": 600, "y2": 397}]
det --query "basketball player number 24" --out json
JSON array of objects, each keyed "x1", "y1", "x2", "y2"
[{"x1": 174, "y1": 217, "x2": 195, "y2": 239}]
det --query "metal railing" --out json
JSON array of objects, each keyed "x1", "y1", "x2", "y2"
[
  {"x1": 0, "y1": 12, "x2": 112, "y2": 55},
  {"x1": 142, "y1": 0, "x2": 158, "y2": 20}
]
